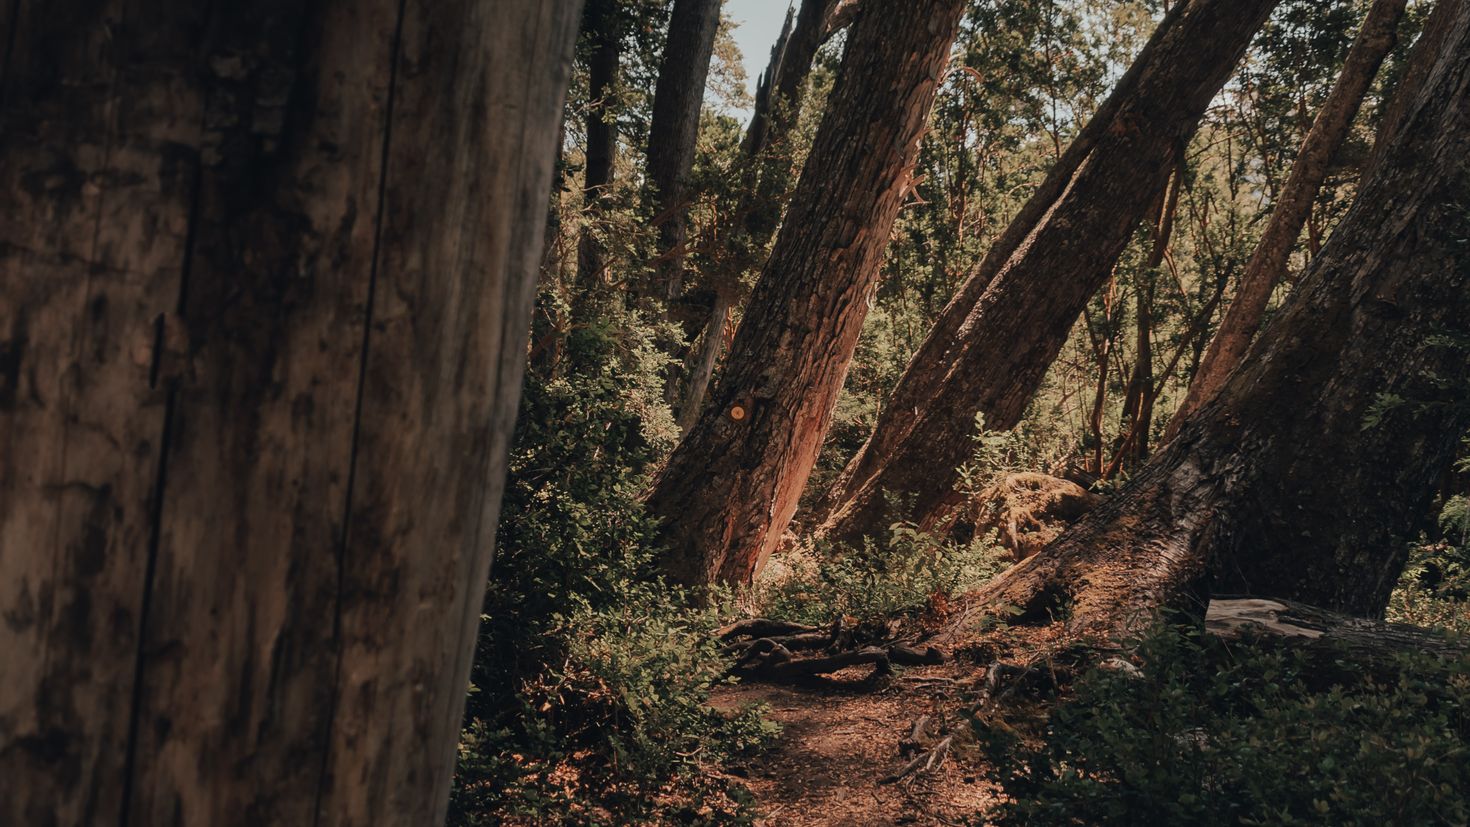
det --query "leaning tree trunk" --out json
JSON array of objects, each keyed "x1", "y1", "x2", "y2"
[
  {"x1": 644, "y1": 0, "x2": 722, "y2": 305},
  {"x1": 817, "y1": 0, "x2": 1281, "y2": 546},
  {"x1": 817, "y1": 0, "x2": 1191, "y2": 517},
  {"x1": 1167, "y1": 0, "x2": 1408, "y2": 437},
  {"x1": 646, "y1": 0, "x2": 968, "y2": 588},
  {"x1": 0, "y1": 3, "x2": 579, "y2": 825},
  {"x1": 673, "y1": 0, "x2": 836, "y2": 432},
  {"x1": 955, "y1": 5, "x2": 1470, "y2": 641}
]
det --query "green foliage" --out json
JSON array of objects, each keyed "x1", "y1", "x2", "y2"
[
  {"x1": 450, "y1": 318, "x2": 771, "y2": 825},
  {"x1": 982, "y1": 624, "x2": 1470, "y2": 827},
  {"x1": 754, "y1": 528, "x2": 1009, "y2": 628},
  {"x1": 1390, "y1": 489, "x2": 1470, "y2": 635}
]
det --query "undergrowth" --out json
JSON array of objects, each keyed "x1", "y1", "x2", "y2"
[
  {"x1": 449, "y1": 312, "x2": 774, "y2": 826},
  {"x1": 980, "y1": 623, "x2": 1470, "y2": 826}
]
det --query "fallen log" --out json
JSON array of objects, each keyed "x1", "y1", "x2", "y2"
[{"x1": 1205, "y1": 597, "x2": 1470, "y2": 677}]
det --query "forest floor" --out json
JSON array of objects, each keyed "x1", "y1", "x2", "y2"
[{"x1": 707, "y1": 622, "x2": 1062, "y2": 826}]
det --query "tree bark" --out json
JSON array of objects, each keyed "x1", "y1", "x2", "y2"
[
  {"x1": 819, "y1": 0, "x2": 1281, "y2": 545},
  {"x1": 646, "y1": 0, "x2": 968, "y2": 588},
  {"x1": 645, "y1": 0, "x2": 721, "y2": 304},
  {"x1": 954, "y1": 7, "x2": 1470, "y2": 640},
  {"x1": 817, "y1": 0, "x2": 1192, "y2": 517},
  {"x1": 574, "y1": 0, "x2": 623, "y2": 309},
  {"x1": 673, "y1": 0, "x2": 836, "y2": 432},
  {"x1": 0, "y1": 2, "x2": 579, "y2": 825},
  {"x1": 1167, "y1": 0, "x2": 1408, "y2": 437}
]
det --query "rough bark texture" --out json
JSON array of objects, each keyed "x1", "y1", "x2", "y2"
[
  {"x1": 817, "y1": 0, "x2": 1191, "y2": 517},
  {"x1": 673, "y1": 0, "x2": 835, "y2": 432},
  {"x1": 645, "y1": 0, "x2": 721, "y2": 303},
  {"x1": 1169, "y1": 0, "x2": 1408, "y2": 436},
  {"x1": 955, "y1": 7, "x2": 1470, "y2": 639},
  {"x1": 0, "y1": 2, "x2": 579, "y2": 824},
  {"x1": 647, "y1": 0, "x2": 967, "y2": 588},
  {"x1": 819, "y1": 0, "x2": 1280, "y2": 546}
]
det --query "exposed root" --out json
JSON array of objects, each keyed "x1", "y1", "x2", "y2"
[{"x1": 723, "y1": 617, "x2": 949, "y2": 685}]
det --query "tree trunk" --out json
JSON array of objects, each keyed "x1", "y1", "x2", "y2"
[
  {"x1": 817, "y1": 0, "x2": 1192, "y2": 516},
  {"x1": 574, "y1": 0, "x2": 623, "y2": 311},
  {"x1": 1167, "y1": 0, "x2": 1408, "y2": 437},
  {"x1": 646, "y1": 0, "x2": 968, "y2": 588},
  {"x1": 672, "y1": 0, "x2": 836, "y2": 431},
  {"x1": 645, "y1": 0, "x2": 721, "y2": 304},
  {"x1": 1107, "y1": 163, "x2": 1182, "y2": 477},
  {"x1": 817, "y1": 0, "x2": 1281, "y2": 546},
  {"x1": 0, "y1": 3, "x2": 579, "y2": 825},
  {"x1": 1205, "y1": 598, "x2": 1469, "y2": 680},
  {"x1": 955, "y1": 7, "x2": 1470, "y2": 640}
]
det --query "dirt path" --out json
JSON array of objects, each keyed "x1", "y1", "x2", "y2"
[{"x1": 709, "y1": 662, "x2": 997, "y2": 826}]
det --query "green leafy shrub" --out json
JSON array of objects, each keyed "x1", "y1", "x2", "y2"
[
  {"x1": 449, "y1": 316, "x2": 772, "y2": 825},
  {"x1": 753, "y1": 526, "x2": 1009, "y2": 628},
  {"x1": 981, "y1": 625, "x2": 1470, "y2": 826},
  {"x1": 1390, "y1": 493, "x2": 1470, "y2": 634}
]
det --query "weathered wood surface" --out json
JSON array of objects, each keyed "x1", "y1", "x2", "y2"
[
  {"x1": 1207, "y1": 598, "x2": 1469, "y2": 663},
  {"x1": 0, "y1": 1, "x2": 580, "y2": 824}
]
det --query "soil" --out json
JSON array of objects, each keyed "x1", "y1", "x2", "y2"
[{"x1": 708, "y1": 660, "x2": 999, "y2": 825}]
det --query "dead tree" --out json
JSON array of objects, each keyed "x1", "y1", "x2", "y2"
[
  {"x1": 817, "y1": 0, "x2": 1283, "y2": 545},
  {"x1": 646, "y1": 0, "x2": 969, "y2": 588},
  {"x1": 0, "y1": 2, "x2": 579, "y2": 824}
]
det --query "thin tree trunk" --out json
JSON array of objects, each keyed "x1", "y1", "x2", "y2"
[
  {"x1": 1108, "y1": 162, "x2": 1182, "y2": 477},
  {"x1": 1167, "y1": 0, "x2": 1408, "y2": 438},
  {"x1": 645, "y1": 0, "x2": 721, "y2": 304},
  {"x1": 673, "y1": 0, "x2": 835, "y2": 431},
  {"x1": 955, "y1": 9, "x2": 1470, "y2": 640},
  {"x1": 0, "y1": 3, "x2": 579, "y2": 824},
  {"x1": 819, "y1": 0, "x2": 1281, "y2": 545},
  {"x1": 646, "y1": 0, "x2": 968, "y2": 588},
  {"x1": 574, "y1": 0, "x2": 623, "y2": 314}
]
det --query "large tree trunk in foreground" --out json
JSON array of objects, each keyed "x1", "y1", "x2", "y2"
[
  {"x1": 645, "y1": 0, "x2": 722, "y2": 304},
  {"x1": 818, "y1": 0, "x2": 1281, "y2": 544},
  {"x1": 1167, "y1": 0, "x2": 1408, "y2": 437},
  {"x1": 647, "y1": 0, "x2": 968, "y2": 588},
  {"x1": 957, "y1": 7, "x2": 1470, "y2": 640},
  {"x1": 673, "y1": 0, "x2": 836, "y2": 432},
  {"x1": 0, "y1": 3, "x2": 579, "y2": 825}
]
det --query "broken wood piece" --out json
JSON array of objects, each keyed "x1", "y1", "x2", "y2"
[
  {"x1": 888, "y1": 643, "x2": 946, "y2": 665},
  {"x1": 718, "y1": 618, "x2": 820, "y2": 641},
  {"x1": 882, "y1": 735, "x2": 953, "y2": 784}
]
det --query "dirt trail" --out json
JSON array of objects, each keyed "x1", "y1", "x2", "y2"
[{"x1": 709, "y1": 661, "x2": 997, "y2": 826}]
